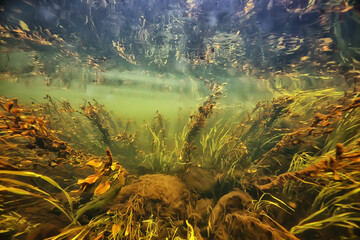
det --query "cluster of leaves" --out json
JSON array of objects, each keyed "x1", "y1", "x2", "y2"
[
  {"x1": 31, "y1": 96, "x2": 139, "y2": 161},
  {"x1": 0, "y1": 97, "x2": 71, "y2": 160}
]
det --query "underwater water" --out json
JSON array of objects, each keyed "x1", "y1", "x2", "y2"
[{"x1": 1, "y1": 0, "x2": 360, "y2": 239}]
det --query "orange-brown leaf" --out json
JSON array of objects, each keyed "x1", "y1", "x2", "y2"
[
  {"x1": 94, "y1": 181, "x2": 111, "y2": 195},
  {"x1": 77, "y1": 174, "x2": 99, "y2": 185},
  {"x1": 86, "y1": 159, "x2": 103, "y2": 169},
  {"x1": 112, "y1": 224, "x2": 121, "y2": 237},
  {"x1": 92, "y1": 232, "x2": 104, "y2": 240}
]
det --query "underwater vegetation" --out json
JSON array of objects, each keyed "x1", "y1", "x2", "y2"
[
  {"x1": 1, "y1": 85, "x2": 360, "y2": 240},
  {"x1": 1, "y1": 0, "x2": 360, "y2": 240}
]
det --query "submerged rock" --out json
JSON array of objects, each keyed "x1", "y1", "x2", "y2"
[
  {"x1": 183, "y1": 166, "x2": 218, "y2": 193},
  {"x1": 111, "y1": 174, "x2": 190, "y2": 218}
]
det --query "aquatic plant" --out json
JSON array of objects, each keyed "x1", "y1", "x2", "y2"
[
  {"x1": 2, "y1": 86, "x2": 360, "y2": 239},
  {"x1": 219, "y1": 88, "x2": 356, "y2": 175},
  {"x1": 137, "y1": 111, "x2": 186, "y2": 173},
  {"x1": 208, "y1": 190, "x2": 299, "y2": 240},
  {"x1": 198, "y1": 118, "x2": 250, "y2": 173},
  {"x1": 74, "y1": 147, "x2": 128, "y2": 222},
  {"x1": 141, "y1": 124, "x2": 177, "y2": 172},
  {"x1": 0, "y1": 170, "x2": 75, "y2": 225},
  {"x1": 252, "y1": 193, "x2": 294, "y2": 215},
  {"x1": 181, "y1": 103, "x2": 214, "y2": 164},
  {"x1": 80, "y1": 100, "x2": 117, "y2": 150},
  {"x1": 0, "y1": 211, "x2": 37, "y2": 239},
  {"x1": 255, "y1": 130, "x2": 360, "y2": 238},
  {"x1": 180, "y1": 84, "x2": 224, "y2": 172}
]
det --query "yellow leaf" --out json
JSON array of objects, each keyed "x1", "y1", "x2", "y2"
[
  {"x1": 92, "y1": 232, "x2": 104, "y2": 240},
  {"x1": 112, "y1": 224, "x2": 121, "y2": 237},
  {"x1": 86, "y1": 159, "x2": 103, "y2": 168},
  {"x1": 300, "y1": 56, "x2": 309, "y2": 61},
  {"x1": 125, "y1": 226, "x2": 131, "y2": 236},
  {"x1": 94, "y1": 181, "x2": 111, "y2": 195},
  {"x1": 111, "y1": 163, "x2": 117, "y2": 171},
  {"x1": 19, "y1": 20, "x2": 30, "y2": 31},
  {"x1": 322, "y1": 46, "x2": 331, "y2": 51},
  {"x1": 77, "y1": 174, "x2": 99, "y2": 185},
  {"x1": 186, "y1": 220, "x2": 196, "y2": 240}
]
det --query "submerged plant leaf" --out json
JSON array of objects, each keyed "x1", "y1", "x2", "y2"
[
  {"x1": 73, "y1": 174, "x2": 101, "y2": 193},
  {"x1": 74, "y1": 179, "x2": 125, "y2": 221},
  {"x1": 186, "y1": 220, "x2": 196, "y2": 240},
  {"x1": 112, "y1": 223, "x2": 121, "y2": 238},
  {"x1": 0, "y1": 185, "x2": 38, "y2": 196},
  {"x1": 77, "y1": 174, "x2": 99, "y2": 185},
  {"x1": 0, "y1": 170, "x2": 73, "y2": 211},
  {"x1": 94, "y1": 181, "x2": 111, "y2": 196},
  {"x1": 86, "y1": 159, "x2": 103, "y2": 169},
  {"x1": 74, "y1": 174, "x2": 99, "y2": 192},
  {"x1": 92, "y1": 232, "x2": 104, "y2": 240},
  {"x1": 19, "y1": 20, "x2": 30, "y2": 31},
  {"x1": 0, "y1": 182, "x2": 74, "y2": 223}
]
